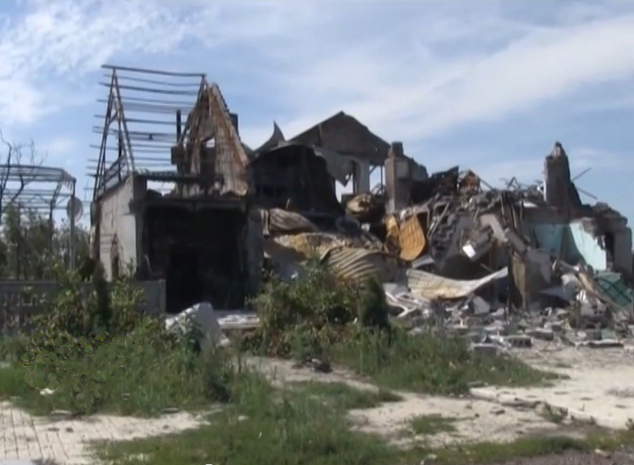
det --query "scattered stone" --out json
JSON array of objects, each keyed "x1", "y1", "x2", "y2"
[
  {"x1": 121, "y1": 392, "x2": 131, "y2": 399},
  {"x1": 162, "y1": 407, "x2": 180, "y2": 414},
  {"x1": 506, "y1": 335, "x2": 532, "y2": 348},
  {"x1": 525, "y1": 328, "x2": 555, "y2": 341},
  {"x1": 584, "y1": 329, "x2": 602, "y2": 341},
  {"x1": 547, "y1": 320, "x2": 564, "y2": 332},
  {"x1": 490, "y1": 407, "x2": 505, "y2": 415},
  {"x1": 310, "y1": 358, "x2": 331, "y2": 373},
  {"x1": 50, "y1": 410, "x2": 72, "y2": 418},
  {"x1": 594, "y1": 448, "x2": 610, "y2": 458},
  {"x1": 471, "y1": 343, "x2": 498, "y2": 357},
  {"x1": 448, "y1": 324, "x2": 470, "y2": 335},
  {"x1": 585, "y1": 340, "x2": 624, "y2": 349}
]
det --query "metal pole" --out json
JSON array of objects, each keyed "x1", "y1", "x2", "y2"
[{"x1": 70, "y1": 181, "x2": 76, "y2": 271}]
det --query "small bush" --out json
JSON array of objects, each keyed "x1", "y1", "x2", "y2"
[{"x1": 247, "y1": 262, "x2": 390, "y2": 359}]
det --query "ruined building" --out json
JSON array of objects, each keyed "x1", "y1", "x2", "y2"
[{"x1": 90, "y1": 65, "x2": 261, "y2": 312}]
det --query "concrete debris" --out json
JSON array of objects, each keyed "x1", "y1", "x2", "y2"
[{"x1": 165, "y1": 302, "x2": 231, "y2": 349}]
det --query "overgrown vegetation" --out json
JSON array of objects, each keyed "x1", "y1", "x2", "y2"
[
  {"x1": 247, "y1": 262, "x2": 555, "y2": 395},
  {"x1": 0, "y1": 259, "x2": 250, "y2": 415}
]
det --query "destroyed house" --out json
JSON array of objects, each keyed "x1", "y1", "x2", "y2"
[
  {"x1": 90, "y1": 65, "x2": 261, "y2": 313},
  {"x1": 250, "y1": 112, "x2": 393, "y2": 199}
]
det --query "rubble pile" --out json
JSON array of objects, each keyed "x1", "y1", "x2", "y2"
[{"x1": 254, "y1": 138, "x2": 634, "y2": 351}]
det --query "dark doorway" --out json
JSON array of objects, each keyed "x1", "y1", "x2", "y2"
[
  {"x1": 166, "y1": 245, "x2": 203, "y2": 313},
  {"x1": 145, "y1": 204, "x2": 247, "y2": 313}
]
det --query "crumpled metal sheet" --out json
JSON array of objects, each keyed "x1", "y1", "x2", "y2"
[
  {"x1": 320, "y1": 246, "x2": 399, "y2": 283},
  {"x1": 399, "y1": 214, "x2": 427, "y2": 262},
  {"x1": 406, "y1": 267, "x2": 508, "y2": 300},
  {"x1": 264, "y1": 232, "x2": 360, "y2": 263},
  {"x1": 260, "y1": 208, "x2": 319, "y2": 236}
]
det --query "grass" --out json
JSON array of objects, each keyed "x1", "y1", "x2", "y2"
[
  {"x1": 330, "y1": 329, "x2": 558, "y2": 396},
  {"x1": 96, "y1": 378, "x2": 409, "y2": 465},
  {"x1": 538, "y1": 403, "x2": 567, "y2": 424},
  {"x1": 95, "y1": 374, "x2": 634, "y2": 465},
  {"x1": 410, "y1": 414, "x2": 458, "y2": 435},
  {"x1": 291, "y1": 380, "x2": 402, "y2": 410},
  {"x1": 0, "y1": 331, "x2": 244, "y2": 417}
]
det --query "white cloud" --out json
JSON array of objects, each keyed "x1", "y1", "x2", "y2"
[
  {"x1": 0, "y1": 0, "x2": 633, "y2": 151},
  {"x1": 40, "y1": 136, "x2": 77, "y2": 161}
]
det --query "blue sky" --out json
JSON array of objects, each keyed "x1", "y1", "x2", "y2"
[{"x1": 1, "y1": 0, "x2": 634, "y2": 221}]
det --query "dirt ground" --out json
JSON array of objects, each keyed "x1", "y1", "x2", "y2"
[
  {"x1": 483, "y1": 341, "x2": 634, "y2": 430},
  {"x1": 247, "y1": 356, "x2": 587, "y2": 449}
]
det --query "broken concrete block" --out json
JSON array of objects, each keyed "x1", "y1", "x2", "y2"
[
  {"x1": 526, "y1": 328, "x2": 555, "y2": 341},
  {"x1": 506, "y1": 335, "x2": 532, "y2": 348},
  {"x1": 584, "y1": 329, "x2": 602, "y2": 341},
  {"x1": 491, "y1": 308, "x2": 506, "y2": 321},
  {"x1": 585, "y1": 340, "x2": 624, "y2": 349},
  {"x1": 484, "y1": 322, "x2": 509, "y2": 336},
  {"x1": 472, "y1": 343, "x2": 498, "y2": 357},
  {"x1": 547, "y1": 320, "x2": 564, "y2": 332},
  {"x1": 448, "y1": 324, "x2": 470, "y2": 335},
  {"x1": 465, "y1": 330, "x2": 488, "y2": 343},
  {"x1": 469, "y1": 295, "x2": 491, "y2": 316}
]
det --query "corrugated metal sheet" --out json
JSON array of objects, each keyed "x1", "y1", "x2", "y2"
[
  {"x1": 399, "y1": 214, "x2": 427, "y2": 261},
  {"x1": 406, "y1": 267, "x2": 508, "y2": 300},
  {"x1": 266, "y1": 232, "x2": 359, "y2": 263},
  {"x1": 320, "y1": 246, "x2": 398, "y2": 283},
  {"x1": 260, "y1": 208, "x2": 319, "y2": 236}
]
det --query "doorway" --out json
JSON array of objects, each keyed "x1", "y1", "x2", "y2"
[{"x1": 166, "y1": 245, "x2": 203, "y2": 313}]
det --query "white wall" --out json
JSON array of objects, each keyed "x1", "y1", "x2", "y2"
[{"x1": 98, "y1": 176, "x2": 138, "y2": 280}]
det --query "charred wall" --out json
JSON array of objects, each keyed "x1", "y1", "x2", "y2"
[
  {"x1": 140, "y1": 203, "x2": 248, "y2": 312},
  {"x1": 250, "y1": 145, "x2": 344, "y2": 218}
]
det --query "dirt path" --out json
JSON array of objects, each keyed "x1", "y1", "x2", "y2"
[
  {"x1": 474, "y1": 343, "x2": 634, "y2": 430},
  {"x1": 246, "y1": 356, "x2": 582, "y2": 448}
]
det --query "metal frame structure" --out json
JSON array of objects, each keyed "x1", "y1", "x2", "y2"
[
  {"x1": 90, "y1": 64, "x2": 251, "y2": 201},
  {"x1": 89, "y1": 64, "x2": 207, "y2": 199},
  {"x1": 0, "y1": 164, "x2": 78, "y2": 268}
]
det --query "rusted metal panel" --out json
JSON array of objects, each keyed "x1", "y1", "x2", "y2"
[
  {"x1": 399, "y1": 214, "x2": 427, "y2": 261},
  {"x1": 266, "y1": 232, "x2": 353, "y2": 263},
  {"x1": 406, "y1": 267, "x2": 508, "y2": 300},
  {"x1": 320, "y1": 246, "x2": 398, "y2": 283}
]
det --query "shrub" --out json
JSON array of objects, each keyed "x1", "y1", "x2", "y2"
[
  {"x1": 247, "y1": 262, "x2": 390, "y2": 360},
  {"x1": 17, "y1": 263, "x2": 186, "y2": 414}
]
